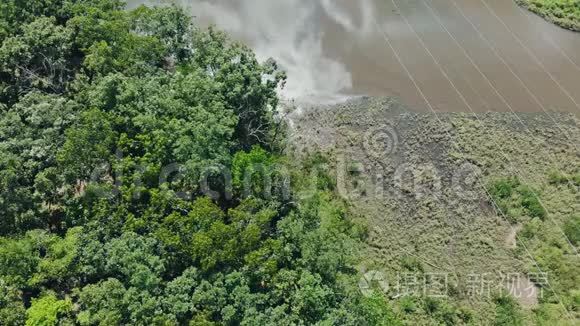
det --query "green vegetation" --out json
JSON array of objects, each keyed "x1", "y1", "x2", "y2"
[
  {"x1": 563, "y1": 215, "x2": 580, "y2": 245},
  {"x1": 489, "y1": 177, "x2": 547, "y2": 222},
  {"x1": 0, "y1": 1, "x2": 396, "y2": 324},
  {"x1": 494, "y1": 295, "x2": 524, "y2": 326},
  {"x1": 489, "y1": 175, "x2": 579, "y2": 322},
  {"x1": 1, "y1": 1, "x2": 578, "y2": 325},
  {"x1": 517, "y1": 0, "x2": 580, "y2": 31},
  {"x1": 459, "y1": 115, "x2": 579, "y2": 324},
  {"x1": 292, "y1": 102, "x2": 580, "y2": 324},
  {"x1": 519, "y1": 211, "x2": 580, "y2": 323},
  {"x1": 26, "y1": 293, "x2": 73, "y2": 326}
]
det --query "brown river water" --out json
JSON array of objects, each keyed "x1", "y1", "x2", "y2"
[{"x1": 128, "y1": 0, "x2": 580, "y2": 114}]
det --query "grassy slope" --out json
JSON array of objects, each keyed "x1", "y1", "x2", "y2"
[
  {"x1": 452, "y1": 113, "x2": 580, "y2": 324},
  {"x1": 290, "y1": 97, "x2": 580, "y2": 324},
  {"x1": 517, "y1": 0, "x2": 580, "y2": 31}
]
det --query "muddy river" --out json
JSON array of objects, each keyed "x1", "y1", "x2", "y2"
[{"x1": 128, "y1": 0, "x2": 580, "y2": 114}]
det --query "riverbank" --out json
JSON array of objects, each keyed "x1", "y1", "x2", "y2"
[
  {"x1": 290, "y1": 97, "x2": 580, "y2": 324},
  {"x1": 517, "y1": 0, "x2": 580, "y2": 31}
]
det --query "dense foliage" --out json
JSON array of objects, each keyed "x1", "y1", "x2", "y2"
[
  {"x1": 0, "y1": 1, "x2": 397, "y2": 325},
  {"x1": 490, "y1": 177, "x2": 580, "y2": 324}
]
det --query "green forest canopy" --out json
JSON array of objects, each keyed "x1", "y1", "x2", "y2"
[
  {"x1": 2, "y1": 1, "x2": 572, "y2": 325},
  {"x1": 0, "y1": 1, "x2": 398, "y2": 324}
]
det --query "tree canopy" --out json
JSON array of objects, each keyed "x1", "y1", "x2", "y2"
[{"x1": 0, "y1": 1, "x2": 395, "y2": 325}]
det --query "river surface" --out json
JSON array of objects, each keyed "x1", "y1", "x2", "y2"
[{"x1": 128, "y1": 0, "x2": 580, "y2": 114}]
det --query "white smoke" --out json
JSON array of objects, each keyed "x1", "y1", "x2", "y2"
[
  {"x1": 127, "y1": 0, "x2": 377, "y2": 104},
  {"x1": 320, "y1": 0, "x2": 375, "y2": 35}
]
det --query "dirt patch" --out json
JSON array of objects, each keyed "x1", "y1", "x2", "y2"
[
  {"x1": 511, "y1": 276, "x2": 539, "y2": 308},
  {"x1": 505, "y1": 224, "x2": 522, "y2": 249}
]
